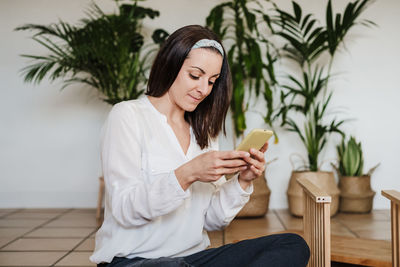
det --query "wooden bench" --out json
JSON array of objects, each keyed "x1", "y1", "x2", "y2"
[
  {"x1": 331, "y1": 235, "x2": 390, "y2": 266},
  {"x1": 94, "y1": 176, "x2": 393, "y2": 265},
  {"x1": 297, "y1": 177, "x2": 331, "y2": 267},
  {"x1": 382, "y1": 189, "x2": 400, "y2": 267}
]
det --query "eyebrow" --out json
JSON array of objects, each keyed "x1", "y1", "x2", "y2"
[{"x1": 190, "y1": 66, "x2": 220, "y2": 78}]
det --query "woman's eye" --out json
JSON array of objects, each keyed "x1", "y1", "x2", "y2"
[
  {"x1": 208, "y1": 81, "x2": 215, "y2": 86},
  {"x1": 189, "y1": 74, "x2": 199, "y2": 80}
]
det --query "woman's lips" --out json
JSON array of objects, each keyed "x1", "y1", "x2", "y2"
[{"x1": 188, "y1": 94, "x2": 201, "y2": 102}]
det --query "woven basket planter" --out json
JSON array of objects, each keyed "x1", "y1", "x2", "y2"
[
  {"x1": 287, "y1": 171, "x2": 340, "y2": 217},
  {"x1": 236, "y1": 171, "x2": 270, "y2": 218},
  {"x1": 339, "y1": 175, "x2": 375, "y2": 213}
]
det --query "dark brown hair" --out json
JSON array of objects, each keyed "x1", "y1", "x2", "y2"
[{"x1": 146, "y1": 25, "x2": 232, "y2": 149}]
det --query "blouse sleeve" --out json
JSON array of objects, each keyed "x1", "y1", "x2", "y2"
[
  {"x1": 101, "y1": 103, "x2": 190, "y2": 227},
  {"x1": 203, "y1": 139, "x2": 253, "y2": 231}
]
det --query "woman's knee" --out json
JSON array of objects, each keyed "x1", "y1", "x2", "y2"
[
  {"x1": 254, "y1": 233, "x2": 310, "y2": 257},
  {"x1": 247, "y1": 233, "x2": 309, "y2": 266},
  {"x1": 277, "y1": 233, "x2": 308, "y2": 250},
  {"x1": 277, "y1": 233, "x2": 310, "y2": 264}
]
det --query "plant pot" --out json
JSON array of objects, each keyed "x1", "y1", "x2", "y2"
[
  {"x1": 287, "y1": 171, "x2": 340, "y2": 217},
  {"x1": 339, "y1": 175, "x2": 375, "y2": 213},
  {"x1": 236, "y1": 172, "x2": 270, "y2": 218}
]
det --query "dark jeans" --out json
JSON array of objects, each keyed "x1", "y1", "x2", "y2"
[{"x1": 98, "y1": 233, "x2": 310, "y2": 267}]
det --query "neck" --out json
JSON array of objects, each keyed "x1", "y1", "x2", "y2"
[{"x1": 147, "y1": 94, "x2": 185, "y2": 124}]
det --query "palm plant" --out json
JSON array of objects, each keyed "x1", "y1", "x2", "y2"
[
  {"x1": 206, "y1": 0, "x2": 278, "y2": 138},
  {"x1": 267, "y1": 0, "x2": 374, "y2": 171},
  {"x1": 15, "y1": 0, "x2": 167, "y2": 105},
  {"x1": 288, "y1": 94, "x2": 344, "y2": 171}
]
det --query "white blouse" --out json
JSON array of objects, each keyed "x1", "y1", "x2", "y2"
[{"x1": 90, "y1": 96, "x2": 253, "y2": 264}]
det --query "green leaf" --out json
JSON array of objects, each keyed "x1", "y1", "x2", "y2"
[
  {"x1": 300, "y1": 14, "x2": 312, "y2": 30},
  {"x1": 292, "y1": 1, "x2": 302, "y2": 23},
  {"x1": 337, "y1": 136, "x2": 364, "y2": 176},
  {"x1": 151, "y1": 29, "x2": 169, "y2": 45},
  {"x1": 16, "y1": 0, "x2": 164, "y2": 104}
]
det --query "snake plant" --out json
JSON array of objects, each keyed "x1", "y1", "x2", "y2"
[{"x1": 337, "y1": 136, "x2": 364, "y2": 176}]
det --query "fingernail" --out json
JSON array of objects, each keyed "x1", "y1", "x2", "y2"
[{"x1": 245, "y1": 152, "x2": 250, "y2": 157}]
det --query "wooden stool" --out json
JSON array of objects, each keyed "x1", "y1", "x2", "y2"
[{"x1": 96, "y1": 176, "x2": 105, "y2": 220}]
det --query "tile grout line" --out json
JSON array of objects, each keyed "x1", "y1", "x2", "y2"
[
  {"x1": 20, "y1": 209, "x2": 74, "y2": 237},
  {"x1": 0, "y1": 209, "x2": 73, "y2": 250},
  {"x1": 0, "y1": 249, "x2": 77, "y2": 252},
  {"x1": 334, "y1": 217, "x2": 360, "y2": 238},
  {"x1": 0, "y1": 209, "x2": 23, "y2": 219},
  {"x1": 50, "y1": 223, "x2": 99, "y2": 267},
  {"x1": 50, "y1": 208, "x2": 99, "y2": 266},
  {"x1": 1, "y1": 209, "x2": 389, "y2": 266},
  {"x1": 9, "y1": 236, "x2": 93, "y2": 239},
  {"x1": 0, "y1": 266, "x2": 59, "y2": 267},
  {"x1": 0, "y1": 209, "x2": 98, "y2": 267},
  {"x1": 0, "y1": 226, "x2": 96, "y2": 229},
  {"x1": 273, "y1": 210, "x2": 288, "y2": 231},
  {"x1": 0, "y1": 226, "x2": 99, "y2": 228}
]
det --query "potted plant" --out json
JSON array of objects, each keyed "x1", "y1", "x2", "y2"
[
  {"x1": 15, "y1": 0, "x2": 167, "y2": 104},
  {"x1": 15, "y1": 1, "x2": 168, "y2": 218},
  {"x1": 285, "y1": 97, "x2": 343, "y2": 217},
  {"x1": 335, "y1": 136, "x2": 379, "y2": 213},
  {"x1": 266, "y1": 0, "x2": 375, "y2": 216},
  {"x1": 206, "y1": 0, "x2": 278, "y2": 217}
]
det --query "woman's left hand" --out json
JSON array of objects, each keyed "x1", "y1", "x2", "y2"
[{"x1": 238, "y1": 142, "x2": 268, "y2": 189}]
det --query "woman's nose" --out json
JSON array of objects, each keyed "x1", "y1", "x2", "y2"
[{"x1": 197, "y1": 79, "x2": 209, "y2": 95}]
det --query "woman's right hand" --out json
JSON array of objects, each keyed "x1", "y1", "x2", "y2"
[{"x1": 175, "y1": 150, "x2": 250, "y2": 190}]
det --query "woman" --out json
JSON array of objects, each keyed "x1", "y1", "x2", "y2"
[{"x1": 91, "y1": 25, "x2": 309, "y2": 266}]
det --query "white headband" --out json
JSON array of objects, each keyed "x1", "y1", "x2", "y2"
[{"x1": 191, "y1": 39, "x2": 224, "y2": 57}]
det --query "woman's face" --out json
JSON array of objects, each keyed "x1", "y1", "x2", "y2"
[{"x1": 167, "y1": 48, "x2": 223, "y2": 112}]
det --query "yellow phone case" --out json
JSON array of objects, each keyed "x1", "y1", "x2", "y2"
[
  {"x1": 235, "y1": 129, "x2": 273, "y2": 153},
  {"x1": 226, "y1": 129, "x2": 273, "y2": 179}
]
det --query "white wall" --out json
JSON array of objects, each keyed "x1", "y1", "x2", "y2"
[{"x1": 0, "y1": 0, "x2": 399, "y2": 208}]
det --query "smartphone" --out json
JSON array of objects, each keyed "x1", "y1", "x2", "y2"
[
  {"x1": 235, "y1": 129, "x2": 273, "y2": 153},
  {"x1": 226, "y1": 129, "x2": 273, "y2": 179}
]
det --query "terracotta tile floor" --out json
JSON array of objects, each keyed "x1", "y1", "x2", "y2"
[{"x1": 0, "y1": 208, "x2": 390, "y2": 266}]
